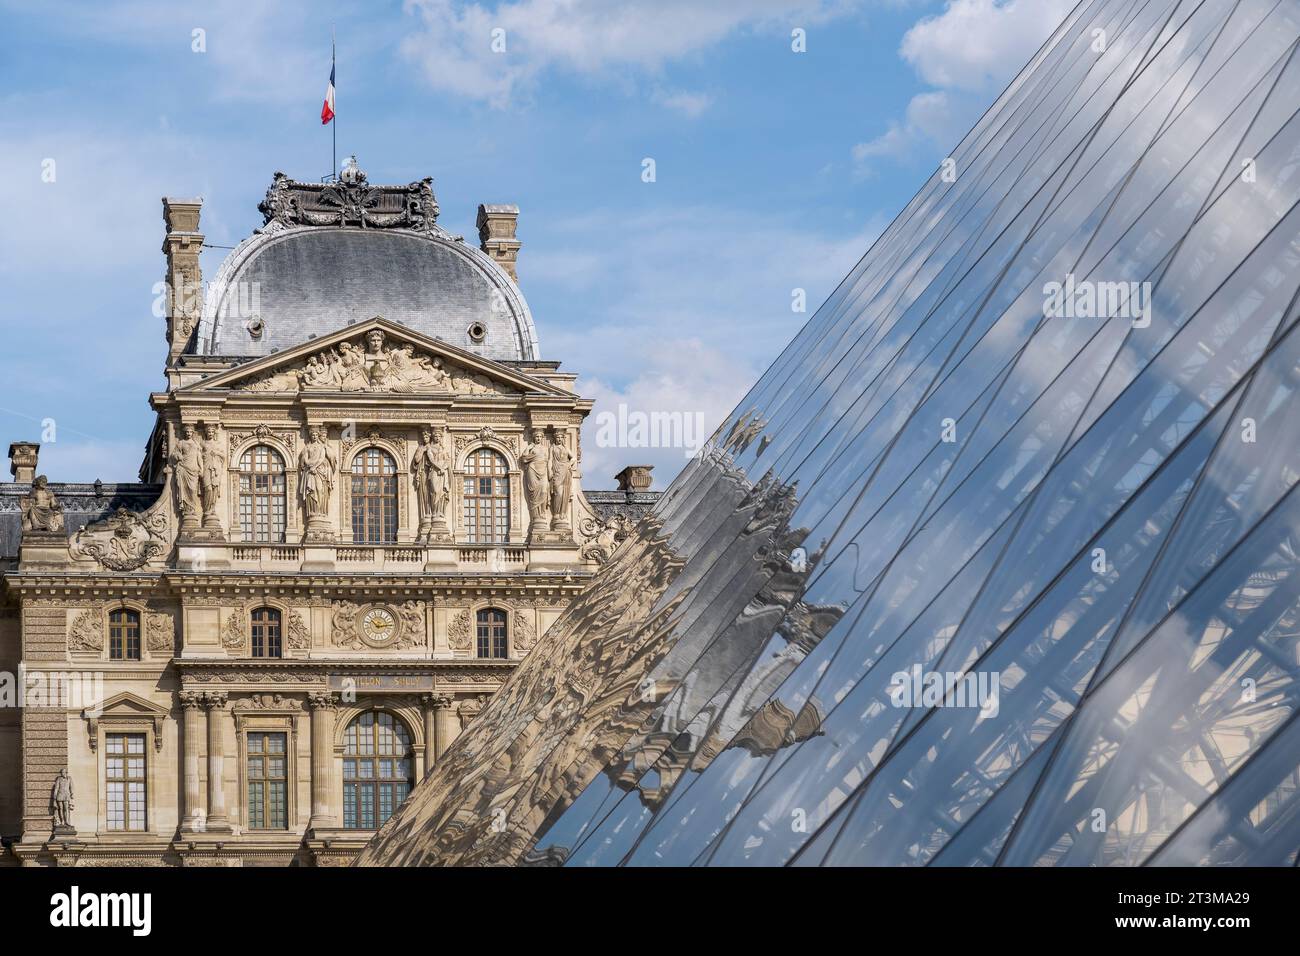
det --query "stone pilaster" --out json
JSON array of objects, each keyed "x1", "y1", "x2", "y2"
[
  {"x1": 431, "y1": 695, "x2": 459, "y2": 759},
  {"x1": 420, "y1": 694, "x2": 438, "y2": 776},
  {"x1": 307, "y1": 692, "x2": 337, "y2": 831},
  {"x1": 179, "y1": 691, "x2": 205, "y2": 831},
  {"x1": 202, "y1": 691, "x2": 232, "y2": 832}
]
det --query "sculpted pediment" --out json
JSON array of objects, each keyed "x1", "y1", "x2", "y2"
[{"x1": 189, "y1": 319, "x2": 555, "y2": 397}]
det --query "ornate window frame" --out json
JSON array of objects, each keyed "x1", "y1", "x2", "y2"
[
  {"x1": 232, "y1": 699, "x2": 303, "y2": 833},
  {"x1": 233, "y1": 442, "x2": 290, "y2": 544},
  {"x1": 227, "y1": 432, "x2": 299, "y2": 540},
  {"x1": 344, "y1": 442, "x2": 406, "y2": 544},
  {"x1": 70, "y1": 600, "x2": 172, "y2": 664},
  {"x1": 332, "y1": 704, "x2": 424, "y2": 831},
  {"x1": 455, "y1": 444, "x2": 518, "y2": 544},
  {"x1": 221, "y1": 598, "x2": 311, "y2": 659},
  {"x1": 83, "y1": 692, "x2": 168, "y2": 838}
]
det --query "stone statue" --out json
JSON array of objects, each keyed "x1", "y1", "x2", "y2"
[
  {"x1": 200, "y1": 423, "x2": 225, "y2": 529},
  {"x1": 170, "y1": 424, "x2": 204, "y2": 529},
  {"x1": 412, "y1": 426, "x2": 451, "y2": 541},
  {"x1": 20, "y1": 475, "x2": 64, "y2": 533},
  {"x1": 297, "y1": 426, "x2": 337, "y2": 537},
  {"x1": 548, "y1": 431, "x2": 575, "y2": 529},
  {"x1": 52, "y1": 768, "x2": 74, "y2": 829},
  {"x1": 519, "y1": 429, "x2": 551, "y2": 533}
]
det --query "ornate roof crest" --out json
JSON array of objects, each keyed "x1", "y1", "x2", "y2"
[{"x1": 257, "y1": 158, "x2": 459, "y2": 239}]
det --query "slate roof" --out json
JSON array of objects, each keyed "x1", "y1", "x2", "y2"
[{"x1": 0, "y1": 482, "x2": 162, "y2": 564}]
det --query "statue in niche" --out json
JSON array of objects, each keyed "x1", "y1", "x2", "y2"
[
  {"x1": 519, "y1": 428, "x2": 551, "y2": 533},
  {"x1": 200, "y1": 423, "x2": 225, "y2": 529},
  {"x1": 548, "y1": 431, "x2": 574, "y2": 528},
  {"x1": 297, "y1": 426, "x2": 337, "y2": 533},
  {"x1": 52, "y1": 768, "x2": 74, "y2": 829},
  {"x1": 20, "y1": 475, "x2": 64, "y2": 533},
  {"x1": 170, "y1": 423, "x2": 204, "y2": 529},
  {"x1": 412, "y1": 426, "x2": 451, "y2": 541}
]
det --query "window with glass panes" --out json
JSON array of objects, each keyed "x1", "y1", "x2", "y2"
[
  {"x1": 251, "y1": 607, "x2": 281, "y2": 658},
  {"x1": 108, "y1": 608, "x2": 140, "y2": 660},
  {"x1": 476, "y1": 608, "x2": 508, "y2": 659},
  {"x1": 246, "y1": 732, "x2": 288, "y2": 829},
  {"x1": 462, "y1": 448, "x2": 509, "y2": 542},
  {"x1": 351, "y1": 448, "x2": 398, "y2": 543},
  {"x1": 238, "y1": 445, "x2": 287, "y2": 543},
  {"x1": 106, "y1": 733, "x2": 146, "y2": 831},
  {"x1": 343, "y1": 712, "x2": 414, "y2": 829}
]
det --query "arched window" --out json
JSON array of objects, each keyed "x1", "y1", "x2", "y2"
[
  {"x1": 343, "y1": 712, "x2": 414, "y2": 829},
  {"x1": 476, "y1": 608, "x2": 508, "y2": 659},
  {"x1": 462, "y1": 448, "x2": 510, "y2": 543},
  {"x1": 238, "y1": 444, "x2": 287, "y2": 543},
  {"x1": 351, "y1": 448, "x2": 398, "y2": 544},
  {"x1": 251, "y1": 607, "x2": 281, "y2": 658},
  {"x1": 108, "y1": 609, "x2": 140, "y2": 661}
]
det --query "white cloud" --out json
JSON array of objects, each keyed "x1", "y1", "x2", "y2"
[
  {"x1": 900, "y1": 0, "x2": 1074, "y2": 92},
  {"x1": 854, "y1": 0, "x2": 1072, "y2": 172},
  {"x1": 652, "y1": 88, "x2": 715, "y2": 118},
  {"x1": 400, "y1": 0, "x2": 866, "y2": 107},
  {"x1": 525, "y1": 204, "x2": 882, "y2": 486}
]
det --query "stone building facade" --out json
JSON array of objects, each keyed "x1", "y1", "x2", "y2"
[{"x1": 0, "y1": 160, "x2": 656, "y2": 866}]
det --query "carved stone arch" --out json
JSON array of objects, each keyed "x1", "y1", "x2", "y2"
[
  {"x1": 332, "y1": 701, "x2": 425, "y2": 752},
  {"x1": 229, "y1": 433, "x2": 294, "y2": 468},
  {"x1": 222, "y1": 597, "x2": 311, "y2": 657},
  {"x1": 454, "y1": 439, "x2": 517, "y2": 473},
  {"x1": 98, "y1": 598, "x2": 152, "y2": 662},
  {"x1": 344, "y1": 440, "x2": 409, "y2": 541}
]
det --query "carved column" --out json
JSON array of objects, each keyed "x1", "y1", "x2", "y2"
[
  {"x1": 420, "y1": 695, "x2": 438, "y2": 776},
  {"x1": 307, "y1": 692, "x2": 337, "y2": 831},
  {"x1": 179, "y1": 691, "x2": 205, "y2": 831},
  {"x1": 202, "y1": 691, "x2": 232, "y2": 832},
  {"x1": 431, "y1": 695, "x2": 459, "y2": 759}
]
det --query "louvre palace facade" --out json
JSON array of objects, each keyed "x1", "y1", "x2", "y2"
[{"x1": 0, "y1": 159, "x2": 657, "y2": 866}]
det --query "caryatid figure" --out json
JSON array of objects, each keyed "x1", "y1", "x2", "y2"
[
  {"x1": 171, "y1": 423, "x2": 204, "y2": 530},
  {"x1": 200, "y1": 423, "x2": 226, "y2": 529},
  {"x1": 297, "y1": 426, "x2": 337, "y2": 536},
  {"x1": 519, "y1": 428, "x2": 551, "y2": 534},
  {"x1": 412, "y1": 426, "x2": 451, "y2": 541},
  {"x1": 548, "y1": 431, "x2": 575, "y2": 529}
]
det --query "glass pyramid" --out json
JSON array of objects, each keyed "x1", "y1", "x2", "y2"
[{"x1": 360, "y1": 0, "x2": 1300, "y2": 866}]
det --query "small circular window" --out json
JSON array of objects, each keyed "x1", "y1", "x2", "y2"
[{"x1": 467, "y1": 322, "x2": 488, "y2": 343}]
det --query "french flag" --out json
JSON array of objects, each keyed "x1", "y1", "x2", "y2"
[{"x1": 321, "y1": 62, "x2": 335, "y2": 125}]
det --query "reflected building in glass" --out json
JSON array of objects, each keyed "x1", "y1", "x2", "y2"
[{"x1": 360, "y1": 0, "x2": 1300, "y2": 866}]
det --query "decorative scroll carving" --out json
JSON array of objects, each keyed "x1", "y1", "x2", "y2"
[
  {"x1": 20, "y1": 475, "x2": 64, "y2": 533},
  {"x1": 68, "y1": 608, "x2": 104, "y2": 652},
  {"x1": 221, "y1": 610, "x2": 247, "y2": 650},
  {"x1": 448, "y1": 609, "x2": 473, "y2": 652},
  {"x1": 146, "y1": 612, "x2": 174, "y2": 654},
  {"x1": 239, "y1": 329, "x2": 512, "y2": 395},
  {"x1": 233, "y1": 693, "x2": 299, "y2": 711},
  {"x1": 579, "y1": 513, "x2": 631, "y2": 564},
  {"x1": 71, "y1": 504, "x2": 170, "y2": 571},
  {"x1": 513, "y1": 614, "x2": 538, "y2": 654},
  {"x1": 331, "y1": 601, "x2": 424, "y2": 650},
  {"x1": 257, "y1": 163, "x2": 457, "y2": 238},
  {"x1": 287, "y1": 609, "x2": 312, "y2": 650}
]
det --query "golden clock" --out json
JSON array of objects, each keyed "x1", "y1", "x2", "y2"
[{"x1": 360, "y1": 606, "x2": 398, "y2": 644}]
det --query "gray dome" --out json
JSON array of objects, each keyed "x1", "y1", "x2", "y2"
[{"x1": 197, "y1": 225, "x2": 539, "y2": 361}]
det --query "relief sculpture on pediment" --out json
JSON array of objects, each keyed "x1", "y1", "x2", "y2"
[{"x1": 238, "y1": 329, "x2": 512, "y2": 395}]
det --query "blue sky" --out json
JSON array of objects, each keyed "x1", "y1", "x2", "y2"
[{"x1": 0, "y1": 0, "x2": 1073, "y2": 487}]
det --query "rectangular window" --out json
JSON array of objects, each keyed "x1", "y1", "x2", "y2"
[
  {"x1": 246, "y1": 732, "x2": 288, "y2": 829},
  {"x1": 106, "y1": 733, "x2": 147, "y2": 831},
  {"x1": 108, "y1": 610, "x2": 141, "y2": 661}
]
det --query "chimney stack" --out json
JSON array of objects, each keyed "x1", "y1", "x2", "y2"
[
  {"x1": 162, "y1": 196, "x2": 204, "y2": 362},
  {"x1": 8, "y1": 442, "x2": 39, "y2": 483},
  {"x1": 614, "y1": 465, "x2": 654, "y2": 493},
  {"x1": 477, "y1": 204, "x2": 521, "y2": 282}
]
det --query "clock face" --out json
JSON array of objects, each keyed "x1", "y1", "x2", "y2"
[{"x1": 361, "y1": 606, "x2": 398, "y2": 644}]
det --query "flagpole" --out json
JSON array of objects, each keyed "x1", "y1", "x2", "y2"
[{"x1": 331, "y1": 28, "x2": 337, "y2": 181}]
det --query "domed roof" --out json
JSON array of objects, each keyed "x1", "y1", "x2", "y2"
[{"x1": 194, "y1": 167, "x2": 539, "y2": 362}]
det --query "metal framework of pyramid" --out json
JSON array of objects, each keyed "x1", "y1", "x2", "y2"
[{"x1": 361, "y1": 0, "x2": 1300, "y2": 866}]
